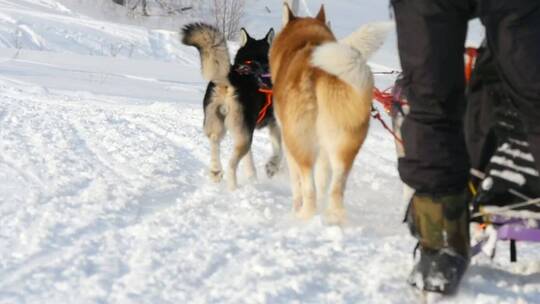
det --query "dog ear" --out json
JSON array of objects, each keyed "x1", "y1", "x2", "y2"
[
  {"x1": 239, "y1": 28, "x2": 251, "y2": 47},
  {"x1": 265, "y1": 28, "x2": 275, "y2": 44},
  {"x1": 282, "y1": 2, "x2": 296, "y2": 26},
  {"x1": 315, "y1": 5, "x2": 326, "y2": 23}
]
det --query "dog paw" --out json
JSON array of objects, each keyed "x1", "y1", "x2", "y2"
[
  {"x1": 324, "y1": 208, "x2": 346, "y2": 226},
  {"x1": 209, "y1": 170, "x2": 223, "y2": 183},
  {"x1": 296, "y1": 204, "x2": 317, "y2": 220},
  {"x1": 265, "y1": 158, "x2": 280, "y2": 178},
  {"x1": 227, "y1": 181, "x2": 237, "y2": 191}
]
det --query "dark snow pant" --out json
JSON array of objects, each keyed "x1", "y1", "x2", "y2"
[{"x1": 392, "y1": 0, "x2": 540, "y2": 195}]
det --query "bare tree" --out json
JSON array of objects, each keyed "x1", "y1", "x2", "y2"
[
  {"x1": 155, "y1": 0, "x2": 196, "y2": 15},
  {"x1": 131, "y1": 0, "x2": 150, "y2": 16},
  {"x1": 211, "y1": 0, "x2": 245, "y2": 40},
  {"x1": 116, "y1": 0, "x2": 200, "y2": 17}
]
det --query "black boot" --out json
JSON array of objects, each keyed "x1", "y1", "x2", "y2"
[
  {"x1": 406, "y1": 192, "x2": 470, "y2": 295},
  {"x1": 408, "y1": 247, "x2": 469, "y2": 294}
]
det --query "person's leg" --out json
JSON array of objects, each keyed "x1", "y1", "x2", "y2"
[
  {"x1": 392, "y1": 0, "x2": 475, "y2": 294},
  {"x1": 394, "y1": 0, "x2": 472, "y2": 194}
]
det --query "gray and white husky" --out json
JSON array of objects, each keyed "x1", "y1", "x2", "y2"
[{"x1": 182, "y1": 23, "x2": 282, "y2": 190}]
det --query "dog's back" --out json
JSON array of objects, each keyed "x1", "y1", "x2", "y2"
[
  {"x1": 270, "y1": 7, "x2": 373, "y2": 168},
  {"x1": 270, "y1": 4, "x2": 389, "y2": 223}
]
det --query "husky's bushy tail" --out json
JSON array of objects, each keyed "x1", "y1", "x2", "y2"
[
  {"x1": 311, "y1": 22, "x2": 393, "y2": 94},
  {"x1": 181, "y1": 23, "x2": 231, "y2": 84}
]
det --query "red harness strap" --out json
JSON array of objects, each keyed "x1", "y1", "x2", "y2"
[
  {"x1": 372, "y1": 86, "x2": 406, "y2": 145},
  {"x1": 257, "y1": 88, "x2": 273, "y2": 125},
  {"x1": 465, "y1": 47, "x2": 478, "y2": 83},
  {"x1": 371, "y1": 108, "x2": 404, "y2": 145},
  {"x1": 371, "y1": 87, "x2": 407, "y2": 146},
  {"x1": 371, "y1": 47, "x2": 479, "y2": 145},
  {"x1": 373, "y1": 87, "x2": 396, "y2": 113}
]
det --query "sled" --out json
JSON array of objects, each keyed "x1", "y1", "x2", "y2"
[
  {"x1": 372, "y1": 45, "x2": 540, "y2": 262},
  {"x1": 470, "y1": 197, "x2": 540, "y2": 262}
]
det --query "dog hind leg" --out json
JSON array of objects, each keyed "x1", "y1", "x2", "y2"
[
  {"x1": 209, "y1": 136, "x2": 224, "y2": 182},
  {"x1": 266, "y1": 122, "x2": 283, "y2": 178},
  {"x1": 243, "y1": 149, "x2": 257, "y2": 180},
  {"x1": 285, "y1": 139, "x2": 317, "y2": 220},
  {"x1": 204, "y1": 102, "x2": 226, "y2": 182},
  {"x1": 297, "y1": 164, "x2": 317, "y2": 220},
  {"x1": 226, "y1": 132, "x2": 251, "y2": 190},
  {"x1": 224, "y1": 98, "x2": 251, "y2": 191},
  {"x1": 324, "y1": 143, "x2": 358, "y2": 225},
  {"x1": 284, "y1": 147, "x2": 303, "y2": 212},
  {"x1": 315, "y1": 150, "x2": 330, "y2": 208},
  {"x1": 325, "y1": 162, "x2": 348, "y2": 225}
]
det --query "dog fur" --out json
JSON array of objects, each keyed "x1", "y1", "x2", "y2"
[
  {"x1": 270, "y1": 5, "x2": 391, "y2": 223},
  {"x1": 182, "y1": 23, "x2": 282, "y2": 190}
]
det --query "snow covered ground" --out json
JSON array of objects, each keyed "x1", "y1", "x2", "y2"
[{"x1": 0, "y1": 0, "x2": 539, "y2": 303}]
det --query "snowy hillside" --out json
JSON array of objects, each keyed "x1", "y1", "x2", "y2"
[
  {"x1": 0, "y1": 0, "x2": 192, "y2": 61},
  {"x1": 0, "y1": 0, "x2": 539, "y2": 303}
]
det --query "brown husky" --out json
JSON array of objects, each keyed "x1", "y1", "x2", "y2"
[{"x1": 270, "y1": 4, "x2": 391, "y2": 224}]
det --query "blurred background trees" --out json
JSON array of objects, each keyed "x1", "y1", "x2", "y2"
[{"x1": 109, "y1": 0, "x2": 245, "y2": 39}]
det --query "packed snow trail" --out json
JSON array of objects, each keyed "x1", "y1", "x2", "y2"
[{"x1": 0, "y1": 0, "x2": 539, "y2": 303}]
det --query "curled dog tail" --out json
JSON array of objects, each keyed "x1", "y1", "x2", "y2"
[
  {"x1": 340, "y1": 21, "x2": 394, "y2": 61},
  {"x1": 310, "y1": 22, "x2": 393, "y2": 94},
  {"x1": 181, "y1": 23, "x2": 231, "y2": 84}
]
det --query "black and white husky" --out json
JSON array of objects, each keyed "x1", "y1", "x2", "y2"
[{"x1": 181, "y1": 23, "x2": 282, "y2": 190}]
